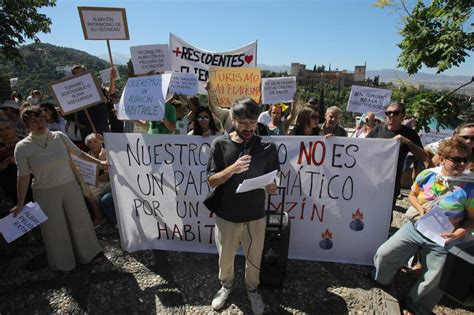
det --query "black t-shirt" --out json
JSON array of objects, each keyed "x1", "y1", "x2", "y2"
[
  {"x1": 367, "y1": 124, "x2": 422, "y2": 195},
  {"x1": 207, "y1": 134, "x2": 280, "y2": 223}
]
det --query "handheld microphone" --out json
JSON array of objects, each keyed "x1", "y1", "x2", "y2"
[{"x1": 243, "y1": 140, "x2": 249, "y2": 156}]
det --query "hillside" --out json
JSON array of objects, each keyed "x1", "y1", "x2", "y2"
[
  {"x1": 0, "y1": 43, "x2": 112, "y2": 102},
  {"x1": 365, "y1": 69, "x2": 473, "y2": 94},
  {"x1": 256, "y1": 64, "x2": 472, "y2": 94}
]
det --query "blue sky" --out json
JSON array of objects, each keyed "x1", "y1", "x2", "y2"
[{"x1": 34, "y1": 0, "x2": 472, "y2": 76}]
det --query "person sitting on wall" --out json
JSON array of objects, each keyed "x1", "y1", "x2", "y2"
[{"x1": 372, "y1": 136, "x2": 474, "y2": 315}]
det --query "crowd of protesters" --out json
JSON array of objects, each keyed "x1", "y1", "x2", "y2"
[{"x1": 0, "y1": 65, "x2": 473, "y2": 315}]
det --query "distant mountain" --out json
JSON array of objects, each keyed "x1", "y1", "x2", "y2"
[
  {"x1": 366, "y1": 69, "x2": 471, "y2": 84},
  {"x1": 97, "y1": 52, "x2": 130, "y2": 65},
  {"x1": 258, "y1": 63, "x2": 290, "y2": 73},
  {"x1": 366, "y1": 69, "x2": 473, "y2": 93},
  {"x1": 256, "y1": 64, "x2": 471, "y2": 90}
]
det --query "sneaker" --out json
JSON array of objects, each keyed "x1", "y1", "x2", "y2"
[
  {"x1": 211, "y1": 286, "x2": 232, "y2": 310},
  {"x1": 247, "y1": 289, "x2": 265, "y2": 315}
]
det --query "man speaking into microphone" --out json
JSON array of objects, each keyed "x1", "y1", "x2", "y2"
[{"x1": 207, "y1": 97, "x2": 280, "y2": 314}]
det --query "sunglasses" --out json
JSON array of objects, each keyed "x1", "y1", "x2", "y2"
[
  {"x1": 460, "y1": 135, "x2": 474, "y2": 141},
  {"x1": 446, "y1": 156, "x2": 469, "y2": 164},
  {"x1": 196, "y1": 116, "x2": 209, "y2": 121},
  {"x1": 385, "y1": 110, "x2": 401, "y2": 117}
]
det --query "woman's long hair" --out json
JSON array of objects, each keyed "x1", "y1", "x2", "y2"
[
  {"x1": 291, "y1": 107, "x2": 320, "y2": 135},
  {"x1": 192, "y1": 106, "x2": 220, "y2": 135}
]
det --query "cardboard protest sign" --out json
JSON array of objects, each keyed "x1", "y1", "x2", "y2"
[
  {"x1": 99, "y1": 67, "x2": 120, "y2": 85},
  {"x1": 168, "y1": 72, "x2": 199, "y2": 96},
  {"x1": 170, "y1": 33, "x2": 257, "y2": 93},
  {"x1": 10, "y1": 78, "x2": 18, "y2": 89},
  {"x1": 130, "y1": 44, "x2": 171, "y2": 75},
  {"x1": 117, "y1": 73, "x2": 172, "y2": 121},
  {"x1": 70, "y1": 155, "x2": 99, "y2": 186},
  {"x1": 106, "y1": 134, "x2": 399, "y2": 265},
  {"x1": 347, "y1": 86, "x2": 392, "y2": 115},
  {"x1": 78, "y1": 7, "x2": 129, "y2": 40},
  {"x1": 0, "y1": 202, "x2": 47, "y2": 243},
  {"x1": 262, "y1": 76, "x2": 296, "y2": 104},
  {"x1": 49, "y1": 71, "x2": 106, "y2": 115},
  {"x1": 419, "y1": 128, "x2": 454, "y2": 147},
  {"x1": 208, "y1": 67, "x2": 261, "y2": 108}
]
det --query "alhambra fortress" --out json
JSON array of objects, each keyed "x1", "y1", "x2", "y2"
[{"x1": 291, "y1": 63, "x2": 367, "y2": 86}]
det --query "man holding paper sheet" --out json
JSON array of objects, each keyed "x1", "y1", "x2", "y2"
[
  {"x1": 207, "y1": 97, "x2": 279, "y2": 314},
  {"x1": 373, "y1": 136, "x2": 474, "y2": 315}
]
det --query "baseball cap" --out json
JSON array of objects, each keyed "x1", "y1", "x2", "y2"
[{"x1": 0, "y1": 100, "x2": 20, "y2": 110}]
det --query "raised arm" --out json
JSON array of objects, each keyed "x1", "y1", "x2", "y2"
[{"x1": 284, "y1": 93, "x2": 298, "y2": 134}]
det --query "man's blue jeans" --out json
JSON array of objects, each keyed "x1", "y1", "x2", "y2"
[
  {"x1": 373, "y1": 222, "x2": 450, "y2": 315},
  {"x1": 99, "y1": 192, "x2": 116, "y2": 225}
]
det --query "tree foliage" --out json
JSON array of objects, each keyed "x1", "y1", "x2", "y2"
[
  {"x1": 0, "y1": 43, "x2": 127, "y2": 103},
  {"x1": 373, "y1": 0, "x2": 473, "y2": 74},
  {"x1": 0, "y1": 0, "x2": 57, "y2": 62}
]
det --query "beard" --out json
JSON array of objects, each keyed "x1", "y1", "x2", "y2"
[{"x1": 235, "y1": 128, "x2": 254, "y2": 141}]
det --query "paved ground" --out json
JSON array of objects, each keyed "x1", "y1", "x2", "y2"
[{"x1": 1, "y1": 190, "x2": 473, "y2": 314}]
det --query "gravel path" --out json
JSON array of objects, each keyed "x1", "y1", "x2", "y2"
[{"x1": 0, "y1": 190, "x2": 473, "y2": 314}]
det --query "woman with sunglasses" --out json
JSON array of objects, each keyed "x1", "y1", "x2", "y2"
[
  {"x1": 289, "y1": 106, "x2": 321, "y2": 136},
  {"x1": 425, "y1": 122, "x2": 474, "y2": 171},
  {"x1": 373, "y1": 136, "x2": 474, "y2": 315},
  {"x1": 188, "y1": 106, "x2": 222, "y2": 137}
]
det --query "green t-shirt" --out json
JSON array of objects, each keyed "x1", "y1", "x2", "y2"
[{"x1": 148, "y1": 103, "x2": 177, "y2": 134}]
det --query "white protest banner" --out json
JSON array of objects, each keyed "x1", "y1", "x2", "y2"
[
  {"x1": 99, "y1": 67, "x2": 120, "y2": 85},
  {"x1": 49, "y1": 71, "x2": 106, "y2": 115},
  {"x1": 78, "y1": 7, "x2": 129, "y2": 40},
  {"x1": 117, "y1": 73, "x2": 172, "y2": 121},
  {"x1": 261, "y1": 76, "x2": 296, "y2": 104},
  {"x1": 105, "y1": 134, "x2": 399, "y2": 265},
  {"x1": 10, "y1": 78, "x2": 18, "y2": 89},
  {"x1": 419, "y1": 128, "x2": 454, "y2": 147},
  {"x1": 130, "y1": 44, "x2": 171, "y2": 75},
  {"x1": 170, "y1": 33, "x2": 257, "y2": 93},
  {"x1": 347, "y1": 86, "x2": 392, "y2": 115},
  {"x1": 0, "y1": 202, "x2": 47, "y2": 243},
  {"x1": 70, "y1": 154, "x2": 99, "y2": 186},
  {"x1": 168, "y1": 72, "x2": 199, "y2": 96}
]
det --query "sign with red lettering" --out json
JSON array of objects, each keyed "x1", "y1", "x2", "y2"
[
  {"x1": 170, "y1": 33, "x2": 257, "y2": 94},
  {"x1": 106, "y1": 134, "x2": 399, "y2": 265},
  {"x1": 208, "y1": 67, "x2": 261, "y2": 107}
]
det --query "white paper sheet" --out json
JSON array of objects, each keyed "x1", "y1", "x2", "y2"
[
  {"x1": 415, "y1": 206, "x2": 454, "y2": 247},
  {"x1": 0, "y1": 202, "x2": 48, "y2": 243},
  {"x1": 236, "y1": 170, "x2": 278, "y2": 193}
]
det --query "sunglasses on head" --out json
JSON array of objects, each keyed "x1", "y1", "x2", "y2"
[
  {"x1": 385, "y1": 110, "x2": 401, "y2": 117},
  {"x1": 460, "y1": 135, "x2": 474, "y2": 141},
  {"x1": 446, "y1": 156, "x2": 469, "y2": 164},
  {"x1": 196, "y1": 116, "x2": 209, "y2": 121}
]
